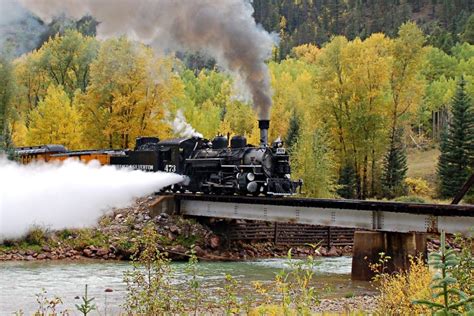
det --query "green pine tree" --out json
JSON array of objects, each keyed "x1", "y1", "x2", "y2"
[
  {"x1": 381, "y1": 127, "x2": 408, "y2": 198},
  {"x1": 337, "y1": 163, "x2": 357, "y2": 199},
  {"x1": 437, "y1": 77, "x2": 474, "y2": 198},
  {"x1": 461, "y1": 14, "x2": 474, "y2": 44},
  {"x1": 285, "y1": 110, "x2": 300, "y2": 153}
]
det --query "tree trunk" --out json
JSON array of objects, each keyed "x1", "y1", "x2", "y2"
[{"x1": 362, "y1": 154, "x2": 368, "y2": 199}]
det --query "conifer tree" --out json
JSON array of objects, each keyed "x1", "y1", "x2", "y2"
[
  {"x1": 437, "y1": 77, "x2": 474, "y2": 198},
  {"x1": 285, "y1": 110, "x2": 300, "y2": 152},
  {"x1": 461, "y1": 14, "x2": 474, "y2": 44},
  {"x1": 381, "y1": 127, "x2": 408, "y2": 198},
  {"x1": 337, "y1": 163, "x2": 357, "y2": 199}
]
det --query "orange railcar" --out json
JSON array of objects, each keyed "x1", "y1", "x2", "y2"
[{"x1": 14, "y1": 145, "x2": 124, "y2": 165}]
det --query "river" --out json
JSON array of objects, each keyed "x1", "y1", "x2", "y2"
[{"x1": 0, "y1": 256, "x2": 374, "y2": 314}]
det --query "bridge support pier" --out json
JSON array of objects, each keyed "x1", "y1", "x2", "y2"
[{"x1": 351, "y1": 231, "x2": 427, "y2": 281}]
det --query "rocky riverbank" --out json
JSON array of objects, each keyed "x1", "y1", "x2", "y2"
[{"x1": 0, "y1": 195, "x2": 352, "y2": 262}]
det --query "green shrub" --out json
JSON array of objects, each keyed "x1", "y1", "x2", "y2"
[{"x1": 24, "y1": 226, "x2": 48, "y2": 246}]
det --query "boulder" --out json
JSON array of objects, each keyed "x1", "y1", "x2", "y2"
[
  {"x1": 171, "y1": 245, "x2": 186, "y2": 255},
  {"x1": 209, "y1": 235, "x2": 221, "y2": 249},
  {"x1": 194, "y1": 245, "x2": 206, "y2": 257},
  {"x1": 169, "y1": 225, "x2": 181, "y2": 234},
  {"x1": 37, "y1": 253, "x2": 46, "y2": 260},
  {"x1": 327, "y1": 246, "x2": 339, "y2": 256},
  {"x1": 96, "y1": 248, "x2": 109, "y2": 257}
]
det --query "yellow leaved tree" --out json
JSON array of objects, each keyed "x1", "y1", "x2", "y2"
[
  {"x1": 80, "y1": 38, "x2": 184, "y2": 149},
  {"x1": 26, "y1": 85, "x2": 82, "y2": 149}
]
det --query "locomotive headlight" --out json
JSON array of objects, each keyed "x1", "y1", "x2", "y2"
[{"x1": 246, "y1": 172, "x2": 255, "y2": 181}]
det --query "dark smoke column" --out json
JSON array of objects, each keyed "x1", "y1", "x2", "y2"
[{"x1": 18, "y1": 0, "x2": 277, "y2": 120}]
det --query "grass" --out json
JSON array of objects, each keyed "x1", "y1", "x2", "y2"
[{"x1": 406, "y1": 147, "x2": 439, "y2": 187}]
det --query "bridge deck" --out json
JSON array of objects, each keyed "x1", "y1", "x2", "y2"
[{"x1": 170, "y1": 194, "x2": 474, "y2": 235}]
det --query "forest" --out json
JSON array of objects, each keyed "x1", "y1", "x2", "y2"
[{"x1": 1, "y1": 1, "x2": 473, "y2": 201}]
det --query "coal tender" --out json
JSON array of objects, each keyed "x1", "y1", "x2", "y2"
[{"x1": 111, "y1": 120, "x2": 302, "y2": 196}]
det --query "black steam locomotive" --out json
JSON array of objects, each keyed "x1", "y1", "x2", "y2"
[{"x1": 110, "y1": 120, "x2": 302, "y2": 196}]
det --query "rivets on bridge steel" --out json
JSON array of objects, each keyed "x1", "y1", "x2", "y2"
[{"x1": 425, "y1": 215, "x2": 438, "y2": 233}]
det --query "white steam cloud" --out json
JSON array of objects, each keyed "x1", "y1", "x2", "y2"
[
  {"x1": 0, "y1": 158, "x2": 183, "y2": 240},
  {"x1": 171, "y1": 110, "x2": 203, "y2": 139},
  {"x1": 16, "y1": 0, "x2": 277, "y2": 119}
]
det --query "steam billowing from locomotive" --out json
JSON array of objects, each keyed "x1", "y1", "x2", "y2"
[
  {"x1": 17, "y1": 0, "x2": 277, "y2": 120},
  {"x1": 0, "y1": 158, "x2": 183, "y2": 241}
]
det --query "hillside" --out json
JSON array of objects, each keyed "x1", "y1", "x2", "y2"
[{"x1": 253, "y1": 0, "x2": 473, "y2": 57}]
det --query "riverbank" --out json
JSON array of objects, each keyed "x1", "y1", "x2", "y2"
[{"x1": 0, "y1": 195, "x2": 352, "y2": 262}]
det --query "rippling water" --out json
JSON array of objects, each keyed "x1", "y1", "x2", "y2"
[{"x1": 0, "y1": 257, "x2": 373, "y2": 314}]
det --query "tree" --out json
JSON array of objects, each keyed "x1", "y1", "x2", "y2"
[
  {"x1": 461, "y1": 14, "x2": 474, "y2": 44},
  {"x1": 269, "y1": 58, "x2": 317, "y2": 143},
  {"x1": 384, "y1": 23, "x2": 425, "y2": 197},
  {"x1": 337, "y1": 163, "x2": 357, "y2": 199},
  {"x1": 0, "y1": 56, "x2": 15, "y2": 152},
  {"x1": 81, "y1": 38, "x2": 182, "y2": 148},
  {"x1": 292, "y1": 127, "x2": 336, "y2": 198},
  {"x1": 177, "y1": 69, "x2": 230, "y2": 139},
  {"x1": 316, "y1": 34, "x2": 392, "y2": 199},
  {"x1": 26, "y1": 85, "x2": 83, "y2": 149},
  {"x1": 39, "y1": 30, "x2": 99, "y2": 94},
  {"x1": 381, "y1": 127, "x2": 408, "y2": 198},
  {"x1": 437, "y1": 77, "x2": 474, "y2": 198},
  {"x1": 285, "y1": 110, "x2": 300, "y2": 152},
  {"x1": 292, "y1": 44, "x2": 320, "y2": 64}
]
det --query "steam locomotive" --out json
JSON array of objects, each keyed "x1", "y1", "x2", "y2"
[{"x1": 15, "y1": 120, "x2": 302, "y2": 196}]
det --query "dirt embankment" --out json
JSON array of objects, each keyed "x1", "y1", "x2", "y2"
[{"x1": 0, "y1": 196, "x2": 352, "y2": 262}]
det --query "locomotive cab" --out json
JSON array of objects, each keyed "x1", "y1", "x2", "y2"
[{"x1": 156, "y1": 137, "x2": 202, "y2": 174}]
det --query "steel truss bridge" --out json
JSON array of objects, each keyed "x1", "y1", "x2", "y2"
[{"x1": 166, "y1": 194, "x2": 474, "y2": 235}]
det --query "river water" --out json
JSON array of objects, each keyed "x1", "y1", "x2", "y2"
[{"x1": 0, "y1": 257, "x2": 373, "y2": 315}]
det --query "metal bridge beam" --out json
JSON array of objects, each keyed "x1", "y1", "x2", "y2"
[{"x1": 175, "y1": 195, "x2": 474, "y2": 236}]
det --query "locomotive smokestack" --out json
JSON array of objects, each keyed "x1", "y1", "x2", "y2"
[{"x1": 258, "y1": 120, "x2": 270, "y2": 146}]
